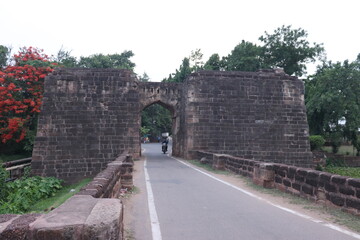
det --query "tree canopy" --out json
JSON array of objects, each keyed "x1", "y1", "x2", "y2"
[
  {"x1": 225, "y1": 40, "x2": 264, "y2": 72},
  {"x1": 0, "y1": 46, "x2": 10, "y2": 68},
  {"x1": 306, "y1": 56, "x2": 360, "y2": 139},
  {"x1": 204, "y1": 53, "x2": 222, "y2": 71},
  {"x1": 165, "y1": 25, "x2": 324, "y2": 80},
  {"x1": 259, "y1": 25, "x2": 324, "y2": 76},
  {"x1": 141, "y1": 104, "x2": 172, "y2": 140},
  {"x1": 55, "y1": 49, "x2": 136, "y2": 70}
]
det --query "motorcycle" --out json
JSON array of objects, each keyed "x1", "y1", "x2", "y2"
[{"x1": 162, "y1": 142, "x2": 168, "y2": 154}]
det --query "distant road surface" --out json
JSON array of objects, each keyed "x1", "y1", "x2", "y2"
[{"x1": 130, "y1": 143, "x2": 360, "y2": 240}]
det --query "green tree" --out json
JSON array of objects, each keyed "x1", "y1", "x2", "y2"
[
  {"x1": 138, "y1": 72, "x2": 150, "y2": 82},
  {"x1": 204, "y1": 53, "x2": 223, "y2": 70},
  {"x1": 165, "y1": 57, "x2": 192, "y2": 83},
  {"x1": 77, "y1": 51, "x2": 135, "y2": 69},
  {"x1": 306, "y1": 56, "x2": 360, "y2": 145},
  {"x1": 224, "y1": 40, "x2": 264, "y2": 72},
  {"x1": 54, "y1": 48, "x2": 136, "y2": 70},
  {"x1": 54, "y1": 47, "x2": 78, "y2": 68},
  {"x1": 190, "y1": 49, "x2": 204, "y2": 72},
  {"x1": 0, "y1": 46, "x2": 10, "y2": 68},
  {"x1": 259, "y1": 25, "x2": 324, "y2": 76},
  {"x1": 141, "y1": 104, "x2": 172, "y2": 140}
]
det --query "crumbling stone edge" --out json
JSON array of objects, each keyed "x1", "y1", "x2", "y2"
[
  {"x1": 0, "y1": 152, "x2": 133, "y2": 240},
  {"x1": 193, "y1": 150, "x2": 360, "y2": 216}
]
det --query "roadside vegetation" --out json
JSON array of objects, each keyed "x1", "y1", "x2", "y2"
[
  {"x1": 322, "y1": 145, "x2": 358, "y2": 156},
  {"x1": 0, "y1": 165, "x2": 91, "y2": 214},
  {"x1": 28, "y1": 178, "x2": 91, "y2": 213},
  {"x1": 310, "y1": 135, "x2": 360, "y2": 178},
  {"x1": 0, "y1": 167, "x2": 62, "y2": 214}
]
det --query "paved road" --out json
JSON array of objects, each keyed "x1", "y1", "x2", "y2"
[{"x1": 138, "y1": 143, "x2": 360, "y2": 240}]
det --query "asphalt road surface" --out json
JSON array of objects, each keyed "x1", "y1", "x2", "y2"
[{"x1": 133, "y1": 143, "x2": 360, "y2": 240}]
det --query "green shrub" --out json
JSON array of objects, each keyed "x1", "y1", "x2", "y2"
[
  {"x1": 0, "y1": 174, "x2": 63, "y2": 214},
  {"x1": 0, "y1": 167, "x2": 9, "y2": 200},
  {"x1": 309, "y1": 135, "x2": 325, "y2": 151},
  {"x1": 326, "y1": 157, "x2": 346, "y2": 167}
]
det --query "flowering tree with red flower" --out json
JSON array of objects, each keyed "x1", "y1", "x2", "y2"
[{"x1": 0, "y1": 47, "x2": 56, "y2": 147}]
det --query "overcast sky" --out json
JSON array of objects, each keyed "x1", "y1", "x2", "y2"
[{"x1": 1, "y1": 0, "x2": 359, "y2": 81}]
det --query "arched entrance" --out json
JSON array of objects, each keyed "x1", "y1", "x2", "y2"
[
  {"x1": 140, "y1": 101, "x2": 175, "y2": 155},
  {"x1": 138, "y1": 80, "x2": 182, "y2": 157}
]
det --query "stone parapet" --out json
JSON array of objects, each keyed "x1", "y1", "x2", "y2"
[
  {"x1": 0, "y1": 152, "x2": 132, "y2": 239},
  {"x1": 29, "y1": 195, "x2": 123, "y2": 240},
  {"x1": 193, "y1": 150, "x2": 360, "y2": 216},
  {"x1": 77, "y1": 153, "x2": 133, "y2": 198}
]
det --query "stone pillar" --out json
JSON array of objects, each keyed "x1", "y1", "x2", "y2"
[
  {"x1": 253, "y1": 163, "x2": 275, "y2": 188},
  {"x1": 212, "y1": 154, "x2": 226, "y2": 170},
  {"x1": 120, "y1": 155, "x2": 134, "y2": 189}
]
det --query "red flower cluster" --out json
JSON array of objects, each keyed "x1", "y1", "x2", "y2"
[{"x1": 0, "y1": 47, "x2": 56, "y2": 143}]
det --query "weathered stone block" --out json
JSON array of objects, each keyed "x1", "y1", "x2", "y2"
[
  {"x1": 29, "y1": 195, "x2": 122, "y2": 240},
  {"x1": 283, "y1": 179, "x2": 291, "y2": 187},
  {"x1": 289, "y1": 183, "x2": 300, "y2": 193},
  {"x1": 325, "y1": 182, "x2": 337, "y2": 193},
  {"x1": 339, "y1": 187, "x2": 355, "y2": 196},
  {"x1": 253, "y1": 163, "x2": 275, "y2": 188},
  {"x1": 301, "y1": 184, "x2": 314, "y2": 195},
  {"x1": 305, "y1": 178, "x2": 318, "y2": 187},
  {"x1": 275, "y1": 175, "x2": 283, "y2": 184},
  {"x1": 348, "y1": 179, "x2": 360, "y2": 188},
  {"x1": 0, "y1": 214, "x2": 41, "y2": 240},
  {"x1": 328, "y1": 193, "x2": 345, "y2": 207},
  {"x1": 346, "y1": 198, "x2": 360, "y2": 210},
  {"x1": 331, "y1": 175, "x2": 347, "y2": 185}
]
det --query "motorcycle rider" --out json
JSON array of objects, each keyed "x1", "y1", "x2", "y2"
[{"x1": 162, "y1": 137, "x2": 169, "y2": 153}]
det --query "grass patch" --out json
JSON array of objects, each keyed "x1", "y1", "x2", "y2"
[
  {"x1": 129, "y1": 186, "x2": 140, "y2": 194},
  {"x1": 325, "y1": 207, "x2": 360, "y2": 231},
  {"x1": 323, "y1": 145, "x2": 357, "y2": 156},
  {"x1": 124, "y1": 229, "x2": 135, "y2": 240},
  {"x1": 28, "y1": 178, "x2": 92, "y2": 213},
  {"x1": 187, "y1": 160, "x2": 230, "y2": 175},
  {"x1": 324, "y1": 166, "x2": 360, "y2": 178}
]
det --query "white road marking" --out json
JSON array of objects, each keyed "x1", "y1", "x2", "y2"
[
  {"x1": 174, "y1": 157, "x2": 360, "y2": 240},
  {"x1": 144, "y1": 159, "x2": 162, "y2": 240}
]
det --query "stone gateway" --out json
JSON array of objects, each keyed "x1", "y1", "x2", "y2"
[{"x1": 32, "y1": 68, "x2": 312, "y2": 182}]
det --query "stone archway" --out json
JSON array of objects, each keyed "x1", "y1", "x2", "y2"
[
  {"x1": 140, "y1": 101, "x2": 176, "y2": 155},
  {"x1": 137, "y1": 81, "x2": 182, "y2": 157}
]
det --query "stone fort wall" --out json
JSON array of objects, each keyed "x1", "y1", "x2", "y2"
[
  {"x1": 32, "y1": 68, "x2": 312, "y2": 181},
  {"x1": 32, "y1": 69, "x2": 141, "y2": 182},
  {"x1": 183, "y1": 70, "x2": 312, "y2": 167}
]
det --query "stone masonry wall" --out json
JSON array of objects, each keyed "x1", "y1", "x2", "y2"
[
  {"x1": 184, "y1": 70, "x2": 312, "y2": 168},
  {"x1": 32, "y1": 68, "x2": 141, "y2": 182}
]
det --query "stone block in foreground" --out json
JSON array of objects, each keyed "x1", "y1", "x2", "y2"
[{"x1": 29, "y1": 195, "x2": 123, "y2": 240}]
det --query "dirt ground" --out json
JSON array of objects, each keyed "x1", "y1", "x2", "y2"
[{"x1": 122, "y1": 157, "x2": 360, "y2": 239}]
